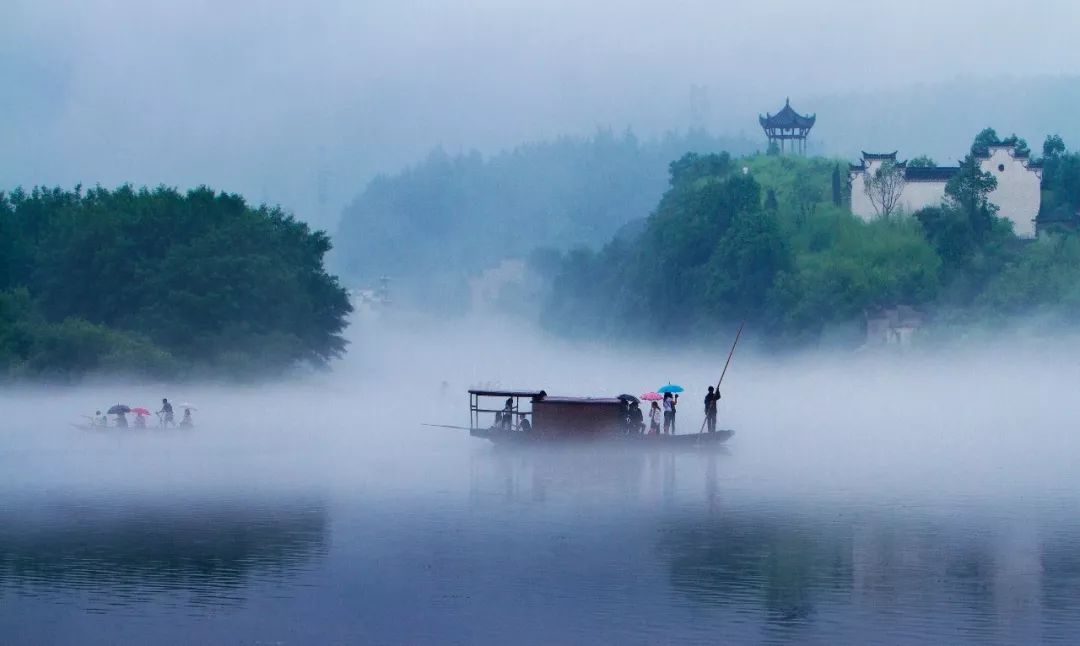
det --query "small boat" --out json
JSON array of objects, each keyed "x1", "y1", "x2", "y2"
[
  {"x1": 69, "y1": 422, "x2": 193, "y2": 432},
  {"x1": 462, "y1": 389, "x2": 734, "y2": 448}
]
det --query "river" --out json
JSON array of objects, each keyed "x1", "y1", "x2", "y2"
[{"x1": 3, "y1": 320, "x2": 1079, "y2": 644}]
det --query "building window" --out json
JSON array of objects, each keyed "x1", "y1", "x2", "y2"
[{"x1": 998, "y1": 164, "x2": 1005, "y2": 172}]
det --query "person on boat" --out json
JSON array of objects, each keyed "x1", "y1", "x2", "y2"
[
  {"x1": 671, "y1": 393, "x2": 679, "y2": 434},
  {"x1": 501, "y1": 398, "x2": 514, "y2": 430},
  {"x1": 628, "y1": 401, "x2": 645, "y2": 434},
  {"x1": 180, "y1": 408, "x2": 194, "y2": 428},
  {"x1": 115, "y1": 412, "x2": 128, "y2": 428},
  {"x1": 94, "y1": 410, "x2": 107, "y2": 427},
  {"x1": 518, "y1": 414, "x2": 532, "y2": 433},
  {"x1": 648, "y1": 401, "x2": 661, "y2": 435},
  {"x1": 662, "y1": 392, "x2": 674, "y2": 434},
  {"x1": 703, "y1": 386, "x2": 720, "y2": 433},
  {"x1": 158, "y1": 398, "x2": 174, "y2": 427},
  {"x1": 133, "y1": 413, "x2": 147, "y2": 429}
]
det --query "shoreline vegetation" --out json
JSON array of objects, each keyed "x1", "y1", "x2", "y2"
[
  {"x1": 541, "y1": 129, "x2": 1080, "y2": 347},
  {"x1": 0, "y1": 185, "x2": 351, "y2": 382},
  {"x1": 10, "y1": 127, "x2": 1080, "y2": 382},
  {"x1": 334, "y1": 126, "x2": 1080, "y2": 348}
]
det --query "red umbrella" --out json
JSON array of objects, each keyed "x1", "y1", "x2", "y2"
[
  {"x1": 640, "y1": 392, "x2": 663, "y2": 401},
  {"x1": 131, "y1": 407, "x2": 151, "y2": 416}
]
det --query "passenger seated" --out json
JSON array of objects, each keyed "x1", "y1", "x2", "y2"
[
  {"x1": 518, "y1": 414, "x2": 532, "y2": 433},
  {"x1": 180, "y1": 409, "x2": 194, "y2": 428},
  {"x1": 629, "y1": 401, "x2": 645, "y2": 434},
  {"x1": 134, "y1": 414, "x2": 146, "y2": 429}
]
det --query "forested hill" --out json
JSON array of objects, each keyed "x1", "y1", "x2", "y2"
[
  {"x1": 545, "y1": 132, "x2": 1080, "y2": 346},
  {"x1": 0, "y1": 186, "x2": 352, "y2": 381},
  {"x1": 334, "y1": 129, "x2": 758, "y2": 287}
]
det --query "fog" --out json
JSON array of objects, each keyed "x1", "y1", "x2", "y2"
[
  {"x1": 3, "y1": 312, "x2": 1078, "y2": 503},
  {"x1": 6, "y1": 0, "x2": 1080, "y2": 229},
  {"x1": 7, "y1": 313, "x2": 1080, "y2": 641}
]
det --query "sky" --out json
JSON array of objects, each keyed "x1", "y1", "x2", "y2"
[{"x1": 5, "y1": 0, "x2": 1080, "y2": 228}]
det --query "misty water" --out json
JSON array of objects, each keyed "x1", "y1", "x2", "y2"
[{"x1": 4, "y1": 316, "x2": 1080, "y2": 644}]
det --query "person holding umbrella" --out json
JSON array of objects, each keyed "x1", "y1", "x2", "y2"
[
  {"x1": 662, "y1": 393, "x2": 674, "y2": 434},
  {"x1": 648, "y1": 401, "x2": 661, "y2": 435},
  {"x1": 131, "y1": 407, "x2": 151, "y2": 429},
  {"x1": 658, "y1": 384, "x2": 683, "y2": 434},
  {"x1": 107, "y1": 404, "x2": 131, "y2": 428},
  {"x1": 641, "y1": 392, "x2": 663, "y2": 436}
]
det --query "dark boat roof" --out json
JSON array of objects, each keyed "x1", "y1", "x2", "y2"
[
  {"x1": 469, "y1": 389, "x2": 545, "y2": 398},
  {"x1": 537, "y1": 397, "x2": 623, "y2": 406}
]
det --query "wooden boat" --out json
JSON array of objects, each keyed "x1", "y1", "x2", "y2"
[
  {"x1": 70, "y1": 422, "x2": 193, "y2": 432},
  {"x1": 465, "y1": 389, "x2": 734, "y2": 448}
]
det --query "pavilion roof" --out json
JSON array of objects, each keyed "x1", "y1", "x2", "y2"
[{"x1": 759, "y1": 98, "x2": 815, "y2": 129}]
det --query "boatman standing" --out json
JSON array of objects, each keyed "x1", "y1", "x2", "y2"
[{"x1": 704, "y1": 386, "x2": 720, "y2": 433}]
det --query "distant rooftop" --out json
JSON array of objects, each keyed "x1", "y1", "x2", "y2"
[{"x1": 758, "y1": 98, "x2": 816, "y2": 130}]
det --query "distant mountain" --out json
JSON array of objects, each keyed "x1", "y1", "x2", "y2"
[{"x1": 334, "y1": 128, "x2": 759, "y2": 285}]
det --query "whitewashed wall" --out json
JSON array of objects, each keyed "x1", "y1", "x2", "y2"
[
  {"x1": 849, "y1": 146, "x2": 1041, "y2": 238},
  {"x1": 980, "y1": 146, "x2": 1041, "y2": 238}
]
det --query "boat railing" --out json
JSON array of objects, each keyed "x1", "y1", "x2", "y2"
[{"x1": 469, "y1": 390, "x2": 538, "y2": 432}]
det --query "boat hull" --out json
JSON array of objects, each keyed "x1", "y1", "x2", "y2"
[
  {"x1": 70, "y1": 423, "x2": 194, "y2": 432},
  {"x1": 470, "y1": 427, "x2": 733, "y2": 448}
]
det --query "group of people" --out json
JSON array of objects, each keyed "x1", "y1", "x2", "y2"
[
  {"x1": 90, "y1": 398, "x2": 194, "y2": 429},
  {"x1": 624, "y1": 387, "x2": 721, "y2": 435},
  {"x1": 494, "y1": 397, "x2": 532, "y2": 433}
]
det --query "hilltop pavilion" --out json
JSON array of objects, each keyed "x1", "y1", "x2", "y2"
[{"x1": 759, "y1": 98, "x2": 815, "y2": 155}]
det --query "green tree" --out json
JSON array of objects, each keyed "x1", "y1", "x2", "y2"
[
  {"x1": 1044, "y1": 134, "x2": 1066, "y2": 159},
  {"x1": 862, "y1": 161, "x2": 906, "y2": 218},
  {"x1": 945, "y1": 154, "x2": 999, "y2": 238},
  {"x1": 971, "y1": 127, "x2": 1001, "y2": 156},
  {"x1": 0, "y1": 185, "x2": 352, "y2": 380},
  {"x1": 908, "y1": 155, "x2": 937, "y2": 168},
  {"x1": 764, "y1": 188, "x2": 779, "y2": 211}
]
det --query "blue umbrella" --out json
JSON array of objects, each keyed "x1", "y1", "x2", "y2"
[
  {"x1": 657, "y1": 384, "x2": 684, "y2": 394},
  {"x1": 107, "y1": 404, "x2": 131, "y2": 415}
]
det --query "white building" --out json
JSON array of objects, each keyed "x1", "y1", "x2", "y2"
[{"x1": 849, "y1": 145, "x2": 1042, "y2": 237}]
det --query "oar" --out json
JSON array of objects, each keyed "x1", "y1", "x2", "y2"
[
  {"x1": 421, "y1": 423, "x2": 474, "y2": 431},
  {"x1": 699, "y1": 321, "x2": 745, "y2": 434}
]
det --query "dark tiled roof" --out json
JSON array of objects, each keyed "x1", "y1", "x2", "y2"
[
  {"x1": 759, "y1": 98, "x2": 815, "y2": 129},
  {"x1": 904, "y1": 166, "x2": 959, "y2": 181},
  {"x1": 849, "y1": 163, "x2": 865, "y2": 172},
  {"x1": 862, "y1": 151, "x2": 898, "y2": 160}
]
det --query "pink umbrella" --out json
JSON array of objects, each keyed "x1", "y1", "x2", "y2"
[
  {"x1": 640, "y1": 392, "x2": 663, "y2": 401},
  {"x1": 131, "y1": 407, "x2": 151, "y2": 416}
]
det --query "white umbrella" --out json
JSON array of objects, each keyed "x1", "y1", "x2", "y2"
[{"x1": 178, "y1": 402, "x2": 197, "y2": 410}]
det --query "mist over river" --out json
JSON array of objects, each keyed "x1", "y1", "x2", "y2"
[{"x1": 3, "y1": 314, "x2": 1080, "y2": 644}]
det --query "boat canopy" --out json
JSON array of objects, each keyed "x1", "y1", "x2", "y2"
[
  {"x1": 538, "y1": 396, "x2": 623, "y2": 406},
  {"x1": 468, "y1": 389, "x2": 545, "y2": 398}
]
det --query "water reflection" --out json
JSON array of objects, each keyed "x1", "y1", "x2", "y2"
[
  {"x1": 467, "y1": 446, "x2": 1080, "y2": 642},
  {"x1": 0, "y1": 494, "x2": 328, "y2": 607},
  {"x1": 659, "y1": 509, "x2": 1080, "y2": 642},
  {"x1": 470, "y1": 445, "x2": 728, "y2": 508}
]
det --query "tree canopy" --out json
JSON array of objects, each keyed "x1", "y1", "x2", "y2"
[{"x1": 0, "y1": 185, "x2": 351, "y2": 381}]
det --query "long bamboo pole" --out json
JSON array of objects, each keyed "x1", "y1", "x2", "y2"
[{"x1": 699, "y1": 321, "x2": 745, "y2": 434}]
